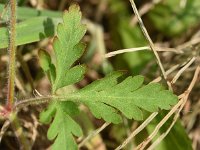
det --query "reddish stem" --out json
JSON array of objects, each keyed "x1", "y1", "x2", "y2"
[{"x1": 6, "y1": 0, "x2": 17, "y2": 110}]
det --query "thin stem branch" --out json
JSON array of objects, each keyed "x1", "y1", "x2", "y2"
[
  {"x1": 14, "y1": 94, "x2": 79, "y2": 110},
  {"x1": 129, "y1": 0, "x2": 170, "y2": 88},
  {"x1": 7, "y1": 0, "x2": 17, "y2": 109},
  {"x1": 14, "y1": 96, "x2": 55, "y2": 110}
]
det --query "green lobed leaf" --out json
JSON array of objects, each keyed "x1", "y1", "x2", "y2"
[
  {"x1": 40, "y1": 102, "x2": 56, "y2": 124},
  {"x1": 40, "y1": 102, "x2": 82, "y2": 150},
  {"x1": 39, "y1": 5, "x2": 86, "y2": 150},
  {"x1": 68, "y1": 73, "x2": 178, "y2": 123},
  {"x1": 52, "y1": 5, "x2": 87, "y2": 92},
  {"x1": 38, "y1": 4, "x2": 179, "y2": 150}
]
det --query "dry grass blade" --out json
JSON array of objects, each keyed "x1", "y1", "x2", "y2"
[
  {"x1": 135, "y1": 98, "x2": 184, "y2": 150},
  {"x1": 115, "y1": 112, "x2": 158, "y2": 150},
  {"x1": 147, "y1": 102, "x2": 185, "y2": 150},
  {"x1": 177, "y1": 37, "x2": 200, "y2": 50},
  {"x1": 105, "y1": 46, "x2": 150, "y2": 58},
  {"x1": 136, "y1": 66, "x2": 200, "y2": 150},
  {"x1": 78, "y1": 122, "x2": 110, "y2": 148},
  {"x1": 151, "y1": 64, "x2": 180, "y2": 83},
  {"x1": 186, "y1": 66, "x2": 200, "y2": 93},
  {"x1": 130, "y1": 0, "x2": 163, "y2": 26},
  {"x1": 171, "y1": 57, "x2": 196, "y2": 84},
  {"x1": 148, "y1": 66, "x2": 200, "y2": 150},
  {"x1": 129, "y1": 0, "x2": 169, "y2": 87},
  {"x1": 105, "y1": 46, "x2": 181, "y2": 58}
]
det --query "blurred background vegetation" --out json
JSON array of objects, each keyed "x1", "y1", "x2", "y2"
[{"x1": 0, "y1": 0, "x2": 199, "y2": 149}]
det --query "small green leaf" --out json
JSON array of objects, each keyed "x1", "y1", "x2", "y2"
[
  {"x1": 38, "y1": 50, "x2": 56, "y2": 84},
  {"x1": 52, "y1": 5, "x2": 87, "y2": 92},
  {"x1": 39, "y1": 5, "x2": 86, "y2": 150},
  {"x1": 39, "y1": 102, "x2": 56, "y2": 124},
  {"x1": 38, "y1": 50, "x2": 52, "y2": 72},
  {"x1": 54, "y1": 65, "x2": 86, "y2": 90},
  {"x1": 40, "y1": 101, "x2": 82, "y2": 150},
  {"x1": 68, "y1": 73, "x2": 177, "y2": 123}
]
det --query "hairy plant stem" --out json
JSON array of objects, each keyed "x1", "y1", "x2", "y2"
[
  {"x1": 7, "y1": 0, "x2": 17, "y2": 110},
  {"x1": 5, "y1": 1, "x2": 31, "y2": 149}
]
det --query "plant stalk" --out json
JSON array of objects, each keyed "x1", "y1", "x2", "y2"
[
  {"x1": 7, "y1": 0, "x2": 17, "y2": 110},
  {"x1": 10, "y1": 113, "x2": 30, "y2": 150}
]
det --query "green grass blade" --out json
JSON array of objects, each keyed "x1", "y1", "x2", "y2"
[
  {"x1": 0, "y1": 17, "x2": 61, "y2": 48},
  {"x1": 0, "y1": 4, "x2": 61, "y2": 21}
]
